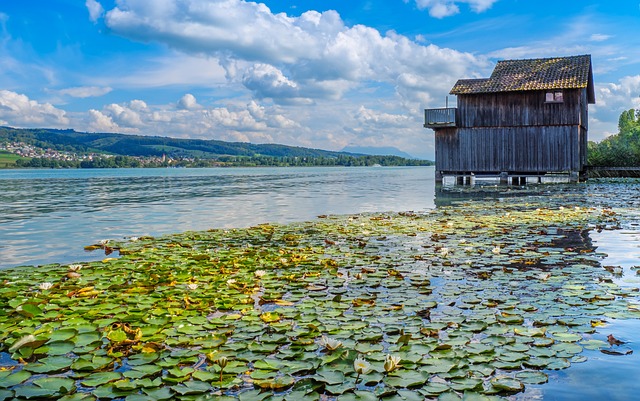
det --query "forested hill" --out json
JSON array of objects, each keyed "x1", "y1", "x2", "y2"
[{"x1": 0, "y1": 126, "x2": 355, "y2": 159}]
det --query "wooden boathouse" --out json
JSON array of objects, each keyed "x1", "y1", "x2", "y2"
[{"x1": 424, "y1": 55, "x2": 595, "y2": 184}]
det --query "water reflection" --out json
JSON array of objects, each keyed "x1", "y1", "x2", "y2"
[{"x1": 0, "y1": 167, "x2": 436, "y2": 268}]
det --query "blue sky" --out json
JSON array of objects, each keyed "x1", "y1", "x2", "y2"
[{"x1": 0, "y1": 0, "x2": 639, "y2": 159}]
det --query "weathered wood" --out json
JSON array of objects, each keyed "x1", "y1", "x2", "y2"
[
  {"x1": 456, "y1": 89, "x2": 585, "y2": 128},
  {"x1": 425, "y1": 56, "x2": 593, "y2": 180},
  {"x1": 434, "y1": 125, "x2": 582, "y2": 173}
]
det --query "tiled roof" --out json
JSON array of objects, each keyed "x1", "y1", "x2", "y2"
[{"x1": 450, "y1": 55, "x2": 593, "y2": 99}]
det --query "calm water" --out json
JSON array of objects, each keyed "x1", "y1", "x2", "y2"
[
  {"x1": 0, "y1": 166, "x2": 436, "y2": 269},
  {"x1": 2, "y1": 167, "x2": 640, "y2": 400}
]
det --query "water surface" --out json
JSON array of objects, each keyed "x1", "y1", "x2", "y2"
[{"x1": 0, "y1": 167, "x2": 436, "y2": 268}]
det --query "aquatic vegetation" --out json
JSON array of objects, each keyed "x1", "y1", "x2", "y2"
[{"x1": 1, "y1": 184, "x2": 639, "y2": 400}]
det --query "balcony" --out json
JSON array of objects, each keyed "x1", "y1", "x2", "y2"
[{"x1": 424, "y1": 108, "x2": 457, "y2": 129}]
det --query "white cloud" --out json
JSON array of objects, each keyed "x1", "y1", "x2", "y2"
[
  {"x1": 0, "y1": 90, "x2": 69, "y2": 127},
  {"x1": 589, "y1": 75, "x2": 640, "y2": 141},
  {"x1": 58, "y1": 86, "x2": 112, "y2": 98},
  {"x1": 415, "y1": 0, "x2": 498, "y2": 18},
  {"x1": 86, "y1": 0, "x2": 104, "y2": 23},
  {"x1": 87, "y1": 109, "x2": 120, "y2": 132},
  {"x1": 590, "y1": 33, "x2": 611, "y2": 42},
  {"x1": 102, "y1": 0, "x2": 483, "y2": 106},
  {"x1": 177, "y1": 94, "x2": 199, "y2": 110}
]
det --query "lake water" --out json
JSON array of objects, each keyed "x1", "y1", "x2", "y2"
[
  {"x1": 0, "y1": 166, "x2": 436, "y2": 269},
  {"x1": 2, "y1": 167, "x2": 640, "y2": 400}
]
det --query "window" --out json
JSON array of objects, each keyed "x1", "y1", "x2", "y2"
[{"x1": 545, "y1": 91, "x2": 563, "y2": 103}]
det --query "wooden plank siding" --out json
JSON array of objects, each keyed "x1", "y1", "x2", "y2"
[
  {"x1": 456, "y1": 89, "x2": 584, "y2": 128},
  {"x1": 435, "y1": 125, "x2": 582, "y2": 173},
  {"x1": 433, "y1": 88, "x2": 588, "y2": 175}
]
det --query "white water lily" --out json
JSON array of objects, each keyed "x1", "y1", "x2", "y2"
[
  {"x1": 353, "y1": 356, "x2": 371, "y2": 375},
  {"x1": 319, "y1": 335, "x2": 342, "y2": 351},
  {"x1": 492, "y1": 246, "x2": 501, "y2": 255},
  {"x1": 464, "y1": 246, "x2": 474, "y2": 253},
  {"x1": 129, "y1": 236, "x2": 139, "y2": 242},
  {"x1": 440, "y1": 247, "x2": 449, "y2": 257},
  {"x1": 538, "y1": 272, "x2": 551, "y2": 281},
  {"x1": 226, "y1": 279, "x2": 236, "y2": 285},
  {"x1": 215, "y1": 356, "x2": 228, "y2": 369},
  {"x1": 98, "y1": 239, "x2": 110, "y2": 245},
  {"x1": 254, "y1": 270, "x2": 266, "y2": 278},
  {"x1": 68, "y1": 264, "x2": 82, "y2": 272},
  {"x1": 39, "y1": 282, "x2": 53, "y2": 290},
  {"x1": 384, "y1": 354, "x2": 401, "y2": 372},
  {"x1": 187, "y1": 283, "x2": 198, "y2": 290}
]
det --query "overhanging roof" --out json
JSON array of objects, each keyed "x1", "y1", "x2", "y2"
[{"x1": 450, "y1": 55, "x2": 595, "y2": 104}]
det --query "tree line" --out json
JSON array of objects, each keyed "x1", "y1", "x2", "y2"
[
  {"x1": 588, "y1": 109, "x2": 640, "y2": 166},
  {"x1": 14, "y1": 154, "x2": 433, "y2": 169}
]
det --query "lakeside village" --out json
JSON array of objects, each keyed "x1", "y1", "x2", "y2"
[{"x1": 0, "y1": 141, "x2": 188, "y2": 168}]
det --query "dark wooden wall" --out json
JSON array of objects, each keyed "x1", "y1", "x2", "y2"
[
  {"x1": 435, "y1": 88, "x2": 589, "y2": 174},
  {"x1": 435, "y1": 125, "x2": 582, "y2": 173},
  {"x1": 456, "y1": 89, "x2": 584, "y2": 128}
]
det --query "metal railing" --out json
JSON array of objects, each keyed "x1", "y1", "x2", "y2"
[{"x1": 424, "y1": 108, "x2": 457, "y2": 128}]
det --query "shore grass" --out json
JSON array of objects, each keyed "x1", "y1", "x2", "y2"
[
  {"x1": 1, "y1": 183, "x2": 639, "y2": 400},
  {"x1": 0, "y1": 150, "x2": 25, "y2": 168}
]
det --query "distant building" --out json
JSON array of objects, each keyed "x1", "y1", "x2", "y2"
[{"x1": 424, "y1": 55, "x2": 595, "y2": 184}]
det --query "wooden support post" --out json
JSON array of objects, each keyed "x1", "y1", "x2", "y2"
[
  {"x1": 464, "y1": 176, "x2": 471, "y2": 185},
  {"x1": 500, "y1": 172, "x2": 508, "y2": 185},
  {"x1": 435, "y1": 171, "x2": 443, "y2": 185},
  {"x1": 569, "y1": 171, "x2": 579, "y2": 183}
]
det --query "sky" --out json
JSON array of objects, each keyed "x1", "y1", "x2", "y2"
[{"x1": 0, "y1": 1, "x2": 639, "y2": 159}]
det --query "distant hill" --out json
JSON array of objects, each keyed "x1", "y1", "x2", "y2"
[
  {"x1": 341, "y1": 145, "x2": 416, "y2": 159},
  {"x1": 0, "y1": 126, "x2": 361, "y2": 159}
]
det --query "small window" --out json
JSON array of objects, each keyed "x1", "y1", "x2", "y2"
[{"x1": 545, "y1": 91, "x2": 563, "y2": 103}]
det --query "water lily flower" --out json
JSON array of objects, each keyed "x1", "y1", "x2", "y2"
[
  {"x1": 538, "y1": 272, "x2": 551, "y2": 281},
  {"x1": 39, "y1": 282, "x2": 53, "y2": 290},
  {"x1": 129, "y1": 236, "x2": 139, "y2": 242},
  {"x1": 464, "y1": 246, "x2": 474, "y2": 253},
  {"x1": 447, "y1": 221, "x2": 454, "y2": 227},
  {"x1": 319, "y1": 335, "x2": 342, "y2": 351},
  {"x1": 384, "y1": 354, "x2": 401, "y2": 373},
  {"x1": 226, "y1": 279, "x2": 236, "y2": 285},
  {"x1": 98, "y1": 239, "x2": 110, "y2": 245},
  {"x1": 187, "y1": 283, "x2": 198, "y2": 290},
  {"x1": 353, "y1": 356, "x2": 370, "y2": 384},
  {"x1": 254, "y1": 270, "x2": 266, "y2": 278},
  {"x1": 215, "y1": 356, "x2": 228, "y2": 369},
  {"x1": 440, "y1": 247, "x2": 449, "y2": 257},
  {"x1": 68, "y1": 264, "x2": 82, "y2": 272},
  {"x1": 215, "y1": 356, "x2": 228, "y2": 382},
  {"x1": 492, "y1": 246, "x2": 501, "y2": 255}
]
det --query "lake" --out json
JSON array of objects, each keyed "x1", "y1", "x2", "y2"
[
  {"x1": 0, "y1": 166, "x2": 436, "y2": 269},
  {"x1": 1, "y1": 167, "x2": 640, "y2": 401}
]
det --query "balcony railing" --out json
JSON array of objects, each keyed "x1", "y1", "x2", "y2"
[{"x1": 424, "y1": 108, "x2": 457, "y2": 129}]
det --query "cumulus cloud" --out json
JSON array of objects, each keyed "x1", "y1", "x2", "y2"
[
  {"x1": 0, "y1": 90, "x2": 69, "y2": 127},
  {"x1": 86, "y1": 0, "x2": 104, "y2": 22},
  {"x1": 590, "y1": 75, "x2": 640, "y2": 140},
  {"x1": 58, "y1": 86, "x2": 112, "y2": 98},
  {"x1": 414, "y1": 0, "x2": 498, "y2": 18},
  {"x1": 102, "y1": 0, "x2": 482, "y2": 106},
  {"x1": 177, "y1": 94, "x2": 199, "y2": 110},
  {"x1": 87, "y1": 109, "x2": 119, "y2": 132}
]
